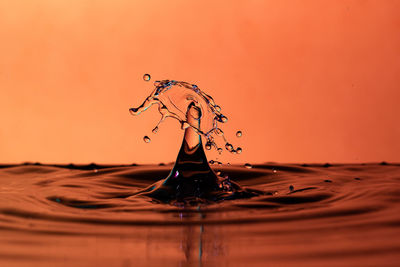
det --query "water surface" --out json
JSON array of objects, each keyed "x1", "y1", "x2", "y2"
[{"x1": 0, "y1": 163, "x2": 399, "y2": 266}]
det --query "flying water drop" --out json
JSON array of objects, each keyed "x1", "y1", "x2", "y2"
[
  {"x1": 236, "y1": 131, "x2": 242, "y2": 137},
  {"x1": 205, "y1": 142, "x2": 212, "y2": 150},
  {"x1": 143, "y1": 136, "x2": 151, "y2": 143},
  {"x1": 143, "y1": 74, "x2": 151, "y2": 81},
  {"x1": 225, "y1": 143, "x2": 234, "y2": 152}
]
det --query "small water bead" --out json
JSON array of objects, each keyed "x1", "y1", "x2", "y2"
[
  {"x1": 236, "y1": 147, "x2": 242, "y2": 154},
  {"x1": 244, "y1": 163, "x2": 252, "y2": 169},
  {"x1": 143, "y1": 74, "x2": 151, "y2": 81},
  {"x1": 225, "y1": 143, "x2": 233, "y2": 151},
  {"x1": 236, "y1": 131, "x2": 242, "y2": 137},
  {"x1": 143, "y1": 136, "x2": 151, "y2": 143},
  {"x1": 205, "y1": 142, "x2": 212, "y2": 150},
  {"x1": 152, "y1": 126, "x2": 159, "y2": 134},
  {"x1": 215, "y1": 105, "x2": 221, "y2": 112}
]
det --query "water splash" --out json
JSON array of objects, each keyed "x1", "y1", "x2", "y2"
[
  {"x1": 129, "y1": 76, "x2": 257, "y2": 203},
  {"x1": 143, "y1": 73, "x2": 151, "y2": 81},
  {"x1": 130, "y1": 78, "x2": 240, "y2": 153}
]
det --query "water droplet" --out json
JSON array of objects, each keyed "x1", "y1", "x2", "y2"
[
  {"x1": 225, "y1": 143, "x2": 233, "y2": 151},
  {"x1": 143, "y1": 74, "x2": 151, "y2": 81},
  {"x1": 289, "y1": 185, "x2": 294, "y2": 191},
  {"x1": 236, "y1": 147, "x2": 242, "y2": 154},
  {"x1": 215, "y1": 105, "x2": 221, "y2": 112},
  {"x1": 221, "y1": 115, "x2": 228, "y2": 123},
  {"x1": 143, "y1": 136, "x2": 151, "y2": 143},
  {"x1": 244, "y1": 163, "x2": 252, "y2": 169},
  {"x1": 236, "y1": 131, "x2": 242, "y2": 137},
  {"x1": 273, "y1": 169, "x2": 277, "y2": 173},
  {"x1": 205, "y1": 142, "x2": 212, "y2": 150},
  {"x1": 152, "y1": 126, "x2": 158, "y2": 134}
]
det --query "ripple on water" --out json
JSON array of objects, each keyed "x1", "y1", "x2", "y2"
[{"x1": 0, "y1": 163, "x2": 399, "y2": 266}]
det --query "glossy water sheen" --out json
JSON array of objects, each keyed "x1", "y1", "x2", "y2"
[{"x1": 0, "y1": 163, "x2": 399, "y2": 266}]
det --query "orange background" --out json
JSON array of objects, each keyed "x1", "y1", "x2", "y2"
[{"x1": 1, "y1": 0, "x2": 399, "y2": 164}]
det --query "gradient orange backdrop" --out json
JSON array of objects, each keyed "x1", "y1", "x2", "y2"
[{"x1": 1, "y1": 0, "x2": 399, "y2": 164}]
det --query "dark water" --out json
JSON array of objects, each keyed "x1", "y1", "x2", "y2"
[{"x1": 0, "y1": 162, "x2": 399, "y2": 266}]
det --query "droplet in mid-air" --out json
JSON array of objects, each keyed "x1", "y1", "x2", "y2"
[
  {"x1": 143, "y1": 136, "x2": 151, "y2": 143},
  {"x1": 152, "y1": 126, "x2": 158, "y2": 134},
  {"x1": 225, "y1": 143, "x2": 233, "y2": 152},
  {"x1": 236, "y1": 147, "x2": 242, "y2": 154},
  {"x1": 244, "y1": 163, "x2": 252, "y2": 169},
  {"x1": 143, "y1": 74, "x2": 151, "y2": 81},
  {"x1": 236, "y1": 131, "x2": 242, "y2": 137},
  {"x1": 205, "y1": 142, "x2": 212, "y2": 150}
]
